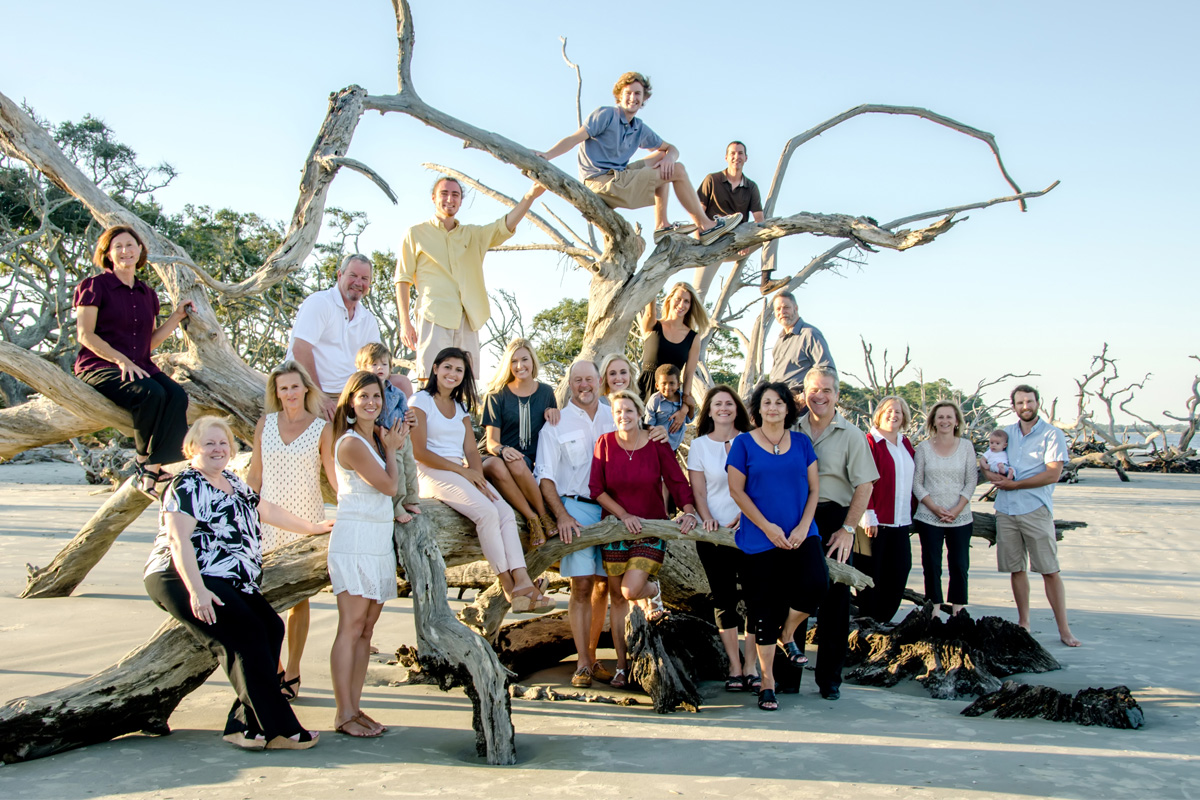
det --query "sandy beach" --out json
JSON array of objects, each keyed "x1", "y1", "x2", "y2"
[{"x1": 0, "y1": 461, "x2": 1197, "y2": 799}]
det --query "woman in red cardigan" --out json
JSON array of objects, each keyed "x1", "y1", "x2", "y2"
[{"x1": 855, "y1": 396, "x2": 916, "y2": 623}]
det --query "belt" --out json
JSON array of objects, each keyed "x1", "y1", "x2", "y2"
[{"x1": 564, "y1": 494, "x2": 600, "y2": 506}]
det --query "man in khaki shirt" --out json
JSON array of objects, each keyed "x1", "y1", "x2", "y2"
[
  {"x1": 792, "y1": 365, "x2": 878, "y2": 700},
  {"x1": 396, "y1": 176, "x2": 545, "y2": 381}
]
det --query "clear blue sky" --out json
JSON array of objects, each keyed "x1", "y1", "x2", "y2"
[{"x1": 4, "y1": 0, "x2": 1197, "y2": 424}]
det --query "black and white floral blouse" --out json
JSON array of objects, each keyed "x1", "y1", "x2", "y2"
[{"x1": 144, "y1": 467, "x2": 264, "y2": 594}]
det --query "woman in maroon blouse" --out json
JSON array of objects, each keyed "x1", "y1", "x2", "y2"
[
  {"x1": 590, "y1": 389, "x2": 699, "y2": 689},
  {"x1": 74, "y1": 225, "x2": 193, "y2": 497}
]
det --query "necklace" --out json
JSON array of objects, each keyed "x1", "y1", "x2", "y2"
[
  {"x1": 763, "y1": 428, "x2": 787, "y2": 455},
  {"x1": 616, "y1": 432, "x2": 640, "y2": 461}
]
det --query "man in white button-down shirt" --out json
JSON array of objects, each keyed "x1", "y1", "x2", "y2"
[{"x1": 535, "y1": 359, "x2": 616, "y2": 688}]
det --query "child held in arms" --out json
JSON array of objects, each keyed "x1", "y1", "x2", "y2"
[
  {"x1": 980, "y1": 428, "x2": 1015, "y2": 480},
  {"x1": 645, "y1": 364, "x2": 693, "y2": 452},
  {"x1": 355, "y1": 343, "x2": 422, "y2": 523}
]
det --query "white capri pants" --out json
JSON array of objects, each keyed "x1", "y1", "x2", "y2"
[{"x1": 417, "y1": 464, "x2": 526, "y2": 574}]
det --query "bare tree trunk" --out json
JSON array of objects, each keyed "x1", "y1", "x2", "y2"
[{"x1": 21, "y1": 476, "x2": 152, "y2": 598}]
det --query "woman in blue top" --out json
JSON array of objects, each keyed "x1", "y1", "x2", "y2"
[{"x1": 727, "y1": 381, "x2": 827, "y2": 711}]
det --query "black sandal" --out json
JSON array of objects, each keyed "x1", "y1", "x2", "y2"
[
  {"x1": 783, "y1": 641, "x2": 809, "y2": 667},
  {"x1": 724, "y1": 675, "x2": 745, "y2": 692},
  {"x1": 280, "y1": 674, "x2": 301, "y2": 701},
  {"x1": 758, "y1": 688, "x2": 779, "y2": 711},
  {"x1": 744, "y1": 673, "x2": 762, "y2": 694}
]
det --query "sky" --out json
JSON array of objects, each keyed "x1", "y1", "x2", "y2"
[{"x1": 3, "y1": 0, "x2": 1197, "y2": 425}]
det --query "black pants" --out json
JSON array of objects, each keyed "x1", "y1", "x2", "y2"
[
  {"x1": 915, "y1": 520, "x2": 972, "y2": 605},
  {"x1": 777, "y1": 501, "x2": 852, "y2": 693},
  {"x1": 696, "y1": 540, "x2": 747, "y2": 631},
  {"x1": 145, "y1": 569, "x2": 302, "y2": 739},
  {"x1": 78, "y1": 368, "x2": 188, "y2": 464},
  {"x1": 743, "y1": 535, "x2": 828, "y2": 643},
  {"x1": 854, "y1": 524, "x2": 913, "y2": 623}
]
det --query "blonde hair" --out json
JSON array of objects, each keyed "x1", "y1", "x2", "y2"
[
  {"x1": 183, "y1": 416, "x2": 238, "y2": 459},
  {"x1": 599, "y1": 353, "x2": 640, "y2": 395},
  {"x1": 872, "y1": 395, "x2": 912, "y2": 429},
  {"x1": 486, "y1": 337, "x2": 541, "y2": 396},
  {"x1": 664, "y1": 282, "x2": 710, "y2": 334},
  {"x1": 608, "y1": 389, "x2": 646, "y2": 419},
  {"x1": 926, "y1": 400, "x2": 965, "y2": 438},
  {"x1": 355, "y1": 342, "x2": 392, "y2": 370},
  {"x1": 264, "y1": 360, "x2": 323, "y2": 415}
]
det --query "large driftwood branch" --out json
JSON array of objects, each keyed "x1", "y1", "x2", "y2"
[
  {"x1": 21, "y1": 476, "x2": 153, "y2": 598},
  {"x1": 0, "y1": 536, "x2": 331, "y2": 765},
  {"x1": 0, "y1": 341, "x2": 133, "y2": 435}
]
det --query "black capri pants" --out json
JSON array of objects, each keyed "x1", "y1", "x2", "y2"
[
  {"x1": 78, "y1": 368, "x2": 189, "y2": 464},
  {"x1": 696, "y1": 540, "x2": 749, "y2": 631},
  {"x1": 743, "y1": 534, "x2": 828, "y2": 643},
  {"x1": 145, "y1": 568, "x2": 303, "y2": 740}
]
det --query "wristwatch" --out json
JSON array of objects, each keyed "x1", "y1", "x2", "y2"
[{"x1": 842, "y1": 524, "x2": 855, "y2": 535}]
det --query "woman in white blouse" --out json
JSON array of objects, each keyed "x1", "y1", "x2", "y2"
[
  {"x1": 856, "y1": 396, "x2": 916, "y2": 623},
  {"x1": 410, "y1": 347, "x2": 554, "y2": 614},
  {"x1": 912, "y1": 400, "x2": 978, "y2": 617},
  {"x1": 689, "y1": 386, "x2": 760, "y2": 693}
]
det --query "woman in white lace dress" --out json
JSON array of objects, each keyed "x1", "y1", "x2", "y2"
[
  {"x1": 327, "y1": 370, "x2": 408, "y2": 739},
  {"x1": 248, "y1": 361, "x2": 335, "y2": 701}
]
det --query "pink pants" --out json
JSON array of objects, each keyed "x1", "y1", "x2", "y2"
[{"x1": 416, "y1": 465, "x2": 526, "y2": 574}]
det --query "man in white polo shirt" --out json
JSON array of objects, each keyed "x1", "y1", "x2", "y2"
[
  {"x1": 287, "y1": 253, "x2": 382, "y2": 419},
  {"x1": 981, "y1": 384, "x2": 1081, "y2": 647}
]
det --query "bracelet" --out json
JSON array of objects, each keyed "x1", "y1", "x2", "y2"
[{"x1": 680, "y1": 512, "x2": 699, "y2": 523}]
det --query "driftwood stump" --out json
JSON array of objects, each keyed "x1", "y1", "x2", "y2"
[
  {"x1": 494, "y1": 611, "x2": 613, "y2": 678},
  {"x1": 962, "y1": 680, "x2": 1145, "y2": 729},
  {"x1": 625, "y1": 608, "x2": 727, "y2": 714},
  {"x1": 834, "y1": 605, "x2": 1061, "y2": 699}
]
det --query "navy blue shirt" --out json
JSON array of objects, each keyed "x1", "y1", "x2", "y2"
[{"x1": 726, "y1": 431, "x2": 819, "y2": 554}]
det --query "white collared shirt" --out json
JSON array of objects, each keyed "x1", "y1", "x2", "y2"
[
  {"x1": 864, "y1": 427, "x2": 914, "y2": 528},
  {"x1": 286, "y1": 285, "x2": 381, "y2": 393},
  {"x1": 534, "y1": 400, "x2": 615, "y2": 497}
]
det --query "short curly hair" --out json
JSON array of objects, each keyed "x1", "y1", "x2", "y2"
[{"x1": 612, "y1": 71, "x2": 652, "y2": 103}]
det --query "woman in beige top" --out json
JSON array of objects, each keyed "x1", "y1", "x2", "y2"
[{"x1": 912, "y1": 400, "x2": 978, "y2": 618}]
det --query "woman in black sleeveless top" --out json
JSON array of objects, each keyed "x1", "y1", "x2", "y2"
[{"x1": 637, "y1": 282, "x2": 709, "y2": 434}]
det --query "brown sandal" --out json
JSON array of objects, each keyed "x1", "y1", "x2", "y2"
[{"x1": 527, "y1": 515, "x2": 547, "y2": 548}]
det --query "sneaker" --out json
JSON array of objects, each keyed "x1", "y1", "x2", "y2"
[
  {"x1": 698, "y1": 212, "x2": 743, "y2": 245},
  {"x1": 652, "y1": 221, "x2": 699, "y2": 243},
  {"x1": 760, "y1": 275, "x2": 791, "y2": 295},
  {"x1": 571, "y1": 665, "x2": 593, "y2": 688}
]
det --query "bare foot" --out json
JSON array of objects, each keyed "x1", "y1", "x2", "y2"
[
  {"x1": 1060, "y1": 632, "x2": 1082, "y2": 647},
  {"x1": 1018, "y1": 620, "x2": 1031, "y2": 631},
  {"x1": 394, "y1": 511, "x2": 413, "y2": 524},
  {"x1": 404, "y1": 503, "x2": 422, "y2": 515}
]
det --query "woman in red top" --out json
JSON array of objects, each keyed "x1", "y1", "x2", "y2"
[
  {"x1": 855, "y1": 395, "x2": 917, "y2": 623},
  {"x1": 590, "y1": 389, "x2": 699, "y2": 689},
  {"x1": 74, "y1": 225, "x2": 194, "y2": 497}
]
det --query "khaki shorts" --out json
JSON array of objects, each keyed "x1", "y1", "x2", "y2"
[
  {"x1": 584, "y1": 160, "x2": 663, "y2": 210},
  {"x1": 995, "y1": 505, "x2": 1060, "y2": 574},
  {"x1": 417, "y1": 316, "x2": 480, "y2": 383}
]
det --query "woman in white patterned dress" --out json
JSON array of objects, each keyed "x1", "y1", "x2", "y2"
[
  {"x1": 248, "y1": 361, "x2": 336, "y2": 701},
  {"x1": 327, "y1": 370, "x2": 407, "y2": 738}
]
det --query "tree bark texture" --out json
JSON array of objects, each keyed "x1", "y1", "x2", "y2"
[
  {"x1": 961, "y1": 680, "x2": 1144, "y2": 729},
  {"x1": 625, "y1": 607, "x2": 728, "y2": 714}
]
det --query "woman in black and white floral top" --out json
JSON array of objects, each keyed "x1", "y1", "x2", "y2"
[{"x1": 144, "y1": 416, "x2": 332, "y2": 752}]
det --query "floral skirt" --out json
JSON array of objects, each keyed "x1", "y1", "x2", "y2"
[{"x1": 602, "y1": 536, "x2": 665, "y2": 577}]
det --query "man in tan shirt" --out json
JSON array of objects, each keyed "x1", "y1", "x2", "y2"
[
  {"x1": 793, "y1": 365, "x2": 878, "y2": 700},
  {"x1": 395, "y1": 176, "x2": 545, "y2": 381}
]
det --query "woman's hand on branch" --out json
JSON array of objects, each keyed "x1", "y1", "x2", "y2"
[
  {"x1": 308, "y1": 520, "x2": 335, "y2": 536},
  {"x1": 701, "y1": 517, "x2": 719, "y2": 533},
  {"x1": 619, "y1": 514, "x2": 643, "y2": 535},
  {"x1": 170, "y1": 300, "x2": 195, "y2": 324},
  {"x1": 189, "y1": 587, "x2": 224, "y2": 625},
  {"x1": 675, "y1": 511, "x2": 698, "y2": 535}
]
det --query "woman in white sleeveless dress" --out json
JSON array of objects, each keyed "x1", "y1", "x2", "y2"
[
  {"x1": 327, "y1": 370, "x2": 407, "y2": 739},
  {"x1": 248, "y1": 361, "x2": 336, "y2": 701}
]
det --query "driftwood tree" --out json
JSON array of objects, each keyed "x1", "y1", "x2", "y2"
[{"x1": 1, "y1": 0, "x2": 1067, "y2": 766}]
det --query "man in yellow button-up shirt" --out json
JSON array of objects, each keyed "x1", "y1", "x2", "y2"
[{"x1": 395, "y1": 176, "x2": 545, "y2": 382}]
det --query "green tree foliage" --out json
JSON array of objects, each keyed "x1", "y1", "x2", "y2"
[{"x1": 529, "y1": 297, "x2": 588, "y2": 383}]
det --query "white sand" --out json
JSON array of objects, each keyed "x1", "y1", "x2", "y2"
[{"x1": 0, "y1": 462, "x2": 1197, "y2": 799}]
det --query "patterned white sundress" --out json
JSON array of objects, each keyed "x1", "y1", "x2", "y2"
[
  {"x1": 328, "y1": 430, "x2": 397, "y2": 603},
  {"x1": 259, "y1": 413, "x2": 327, "y2": 553}
]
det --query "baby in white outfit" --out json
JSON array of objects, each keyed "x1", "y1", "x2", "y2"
[{"x1": 980, "y1": 429, "x2": 1015, "y2": 479}]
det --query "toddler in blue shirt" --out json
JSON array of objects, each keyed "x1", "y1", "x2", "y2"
[{"x1": 644, "y1": 364, "x2": 693, "y2": 451}]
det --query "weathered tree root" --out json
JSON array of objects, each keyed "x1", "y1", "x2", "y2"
[
  {"x1": 835, "y1": 604, "x2": 1061, "y2": 699},
  {"x1": 626, "y1": 608, "x2": 727, "y2": 714},
  {"x1": 961, "y1": 680, "x2": 1144, "y2": 729},
  {"x1": 392, "y1": 514, "x2": 517, "y2": 765},
  {"x1": 493, "y1": 611, "x2": 611, "y2": 678},
  {"x1": 510, "y1": 684, "x2": 639, "y2": 706}
]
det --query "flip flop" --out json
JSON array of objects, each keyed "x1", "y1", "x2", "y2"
[{"x1": 335, "y1": 716, "x2": 382, "y2": 738}]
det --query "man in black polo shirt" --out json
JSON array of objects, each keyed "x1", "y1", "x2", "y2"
[{"x1": 694, "y1": 141, "x2": 767, "y2": 299}]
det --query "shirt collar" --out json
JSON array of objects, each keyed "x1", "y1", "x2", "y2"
[{"x1": 721, "y1": 171, "x2": 748, "y2": 189}]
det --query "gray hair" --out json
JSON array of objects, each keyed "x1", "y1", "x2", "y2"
[
  {"x1": 803, "y1": 365, "x2": 839, "y2": 393},
  {"x1": 773, "y1": 290, "x2": 798, "y2": 306},
  {"x1": 338, "y1": 253, "x2": 372, "y2": 274},
  {"x1": 568, "y1": 357, "x2": 599, "y2": 379}
]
